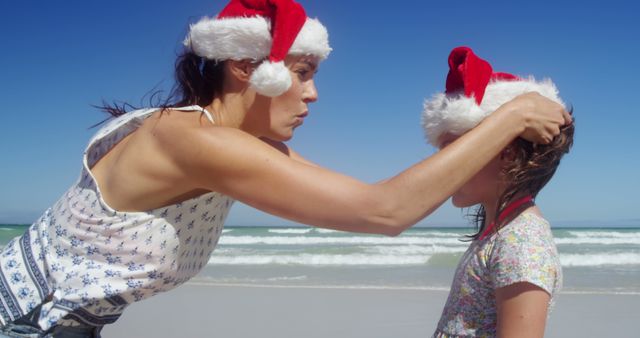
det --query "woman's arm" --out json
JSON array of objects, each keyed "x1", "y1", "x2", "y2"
[
  {"x1": 496, "y1": 282, "x2": 551, "y2": 338},
  {"x1": 259, "y1": 137, "x2": 319, "y2": 167},
  {"x1": 162, "y1": 93, "x2": 569, "y2": 235}
]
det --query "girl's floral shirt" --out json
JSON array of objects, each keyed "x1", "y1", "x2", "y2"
[{"x1": 433, "y1": 212, "x2": 562, "y2": 337}]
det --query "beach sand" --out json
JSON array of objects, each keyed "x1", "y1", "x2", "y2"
[{"x1": 103, "y1": 283, "x2": 638, "y2": 337}]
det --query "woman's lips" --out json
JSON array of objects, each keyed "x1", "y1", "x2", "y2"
[{"x1": 294, "y1": 111, "x2": 308, "y2": 126}]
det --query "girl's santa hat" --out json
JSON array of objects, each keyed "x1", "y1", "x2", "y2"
[
  {"x1": 183, "y1": 0, "x2": 332, "y2": 97},
  {"x1": 422, "y1": 47, "x2": 565, "y2": 146}
]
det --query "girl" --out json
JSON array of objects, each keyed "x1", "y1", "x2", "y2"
[
  {"x1": 0, "y1": 2, "x2": 570, "y2": 337},
  {"x1": 423, "y1": 47, "x2": 573, "y2": 337}
]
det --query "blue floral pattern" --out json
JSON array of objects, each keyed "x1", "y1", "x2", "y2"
[{"x1": 0, "y1": 107, "x2": 234, "y2": 330}]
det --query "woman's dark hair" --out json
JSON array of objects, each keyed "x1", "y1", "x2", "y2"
[
  {"x1": 467, "y1": 109, "x2": 575, "y2": 240},
  {"x1": 97, "y1": 51, "x2": 225, "y2": 118}
]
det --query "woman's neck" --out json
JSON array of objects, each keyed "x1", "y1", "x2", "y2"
[{"x1": 204, "y1": 94, "x2": 247, "y2": 130}]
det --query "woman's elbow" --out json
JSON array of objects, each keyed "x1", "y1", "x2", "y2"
[
  {"x1": 346, "y1": 186, "x2": 418, "y2": 237},
  {"x1": 381, "y1": 224, "x2": 404, "y2": 237},
  {"x1": 360, "y1": 201, "x2": 408, "y2": 237}
]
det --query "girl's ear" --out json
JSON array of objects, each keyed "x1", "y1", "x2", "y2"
[
  {"x1": 227, "y1": 60, "x2": 255, "y2": 82},
  {"x1": 500, "y1": 144, "x2": 517, "y2": 161}
]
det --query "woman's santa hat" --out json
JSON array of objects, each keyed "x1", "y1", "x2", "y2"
[
  {"x1": 183, "y1": 0, "x2": 332, "y2": 97},
  {"x1": 422, "y1": 47, "x2": 565, "y2": 146}
]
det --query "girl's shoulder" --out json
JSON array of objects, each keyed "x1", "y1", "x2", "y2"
[
  {"x1": 499, "y1": 211, "x2": 553, "y2": 238},
  {"x1": 486, "y1": 212, "x2": 559, "y2": 266},
  {"x1": 486, "y1": 211, "x2": 558, "y2": 259},
  {"x1": 486, "y1": 211, "x2": 562, "y2": 295}
]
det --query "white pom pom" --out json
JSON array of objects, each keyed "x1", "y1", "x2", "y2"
[{"x1": 250, "y1": 61, "x2": 292, "y2": 97}]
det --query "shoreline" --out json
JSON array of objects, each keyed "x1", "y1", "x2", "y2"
[{"x1": 185, "y1": 280, "x2": 640, "y2": 295}]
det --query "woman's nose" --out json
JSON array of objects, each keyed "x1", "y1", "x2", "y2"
[{"x1": 303, "y1": 80, "x2": 318, "y2": 103}]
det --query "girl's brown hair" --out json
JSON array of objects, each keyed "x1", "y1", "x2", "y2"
[{"x1": 469, "y1": 110, "x2": 575, "y2": 239}]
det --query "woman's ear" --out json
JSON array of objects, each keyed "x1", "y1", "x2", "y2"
[{"x1": 227, "y1": 60, "x2": 255, "y2": 82}]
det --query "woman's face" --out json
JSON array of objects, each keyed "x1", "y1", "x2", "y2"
[
  {"x1": 245, "y1": 55, "x2": 319, "y2": 142},
  {"x1": 438, "y1": 133, "x2": 504, "y2": 208}
]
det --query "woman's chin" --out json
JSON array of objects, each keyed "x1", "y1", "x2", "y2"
[{"x1": 265, "y1": 130, "x2": 294, "y2": 142}]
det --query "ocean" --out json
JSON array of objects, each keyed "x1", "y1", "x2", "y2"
[{"x1": 2, "y1": 224, "x2": 639, "y2": 294}]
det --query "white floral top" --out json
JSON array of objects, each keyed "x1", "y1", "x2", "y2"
[
  {"x1": 0, "y1": 107, "x2": 234, "y2": 330},
  {"x1": 433, "y1": 212, "x2": 562, "y2": 337}
]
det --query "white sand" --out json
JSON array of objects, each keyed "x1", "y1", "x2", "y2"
[{"x1": 103, "y1": 283, "x2": 638, "y2": 337}]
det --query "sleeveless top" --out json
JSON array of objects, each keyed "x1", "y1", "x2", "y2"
[{"x1": 0, "y1": 106, "x2": 234, "y2": 330}]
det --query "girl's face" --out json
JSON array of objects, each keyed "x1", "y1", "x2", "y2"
[
  {"x1": 438, "y1": 133, "x2": 505, "y2": 208},
  {"x1": 244, "y1": 55, "x2": 319, "y2": 142}
]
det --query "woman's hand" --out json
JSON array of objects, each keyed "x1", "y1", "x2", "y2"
[{"x1": 501, "y1": 92, "x2": 572, "y2": 144}]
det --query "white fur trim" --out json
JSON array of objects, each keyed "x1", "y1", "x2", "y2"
[
  {"x1": 250, "y1": 61, "x2": 292, "y2": 97},
  {"x1": 185, "y1": 16, "x2": 271, "y2": 61},
  {"x1": 421, "y1": 77, "x2": 564, "y2": 146},
  {"x1": 185, "y1": 17, "x2": 331, "y2": 60},
  {"x1": 289, "y1": 18, "x2": 332, "y2": 60}
]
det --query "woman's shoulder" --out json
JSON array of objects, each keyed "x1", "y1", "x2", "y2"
[
  {"x1": 140, "y1": 108, "x2": 231, "y2": 146},
  {"x1": 144, "y1": 112, "x2": 295, "y2": 179}
]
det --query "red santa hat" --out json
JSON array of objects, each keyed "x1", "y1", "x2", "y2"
[
  {"x1": 183, "y1": 0, "x2": 332, "y2": 97},
  {"x1": 422, "y1": 47, "x2": 565, "y2": 146}
]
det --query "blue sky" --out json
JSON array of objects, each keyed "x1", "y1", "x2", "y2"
[{"x1": 1, "y1": 0, "x2": 638, "y2": 227}]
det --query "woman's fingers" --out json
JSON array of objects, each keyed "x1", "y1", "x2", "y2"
[{"x1": 514, "y1": 92, "x2": 568, "y2": 144}]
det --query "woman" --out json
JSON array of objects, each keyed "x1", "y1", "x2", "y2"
[{"x1": 0, "y1": 0, "x2": 570, "y2": 337}]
